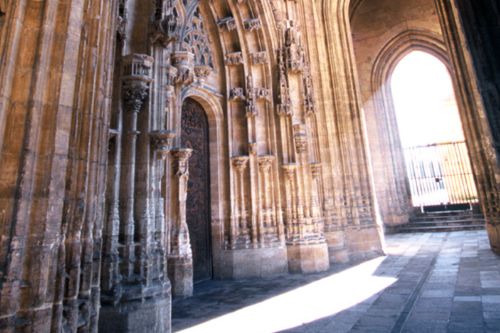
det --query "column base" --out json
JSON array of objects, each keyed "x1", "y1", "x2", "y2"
[
  {"x1": 324, "y1": 230, "x2": 350, "y2": 264},
  {"x1": 168, "y1": 257, "x2": 193, "y2": 298},
  {"x1": 486, "y1": 220, "x2": 500, "y2": 253},
  {"x1": 99, "y1": 295, "x2": 170, "y2": 333},
  {"x1": 286, "y1": 241, "x2": 329, "y2": 274},
  {"x1": 219, "y1": 246, "x2": 288, "y2": 279},
  {"x1": 344, "y1": 225, "x2": 385, "y2": 261}
]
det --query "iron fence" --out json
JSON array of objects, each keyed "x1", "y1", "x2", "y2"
[{"x1": 403, "y1": 141, "x2": 478, "y2": 208}]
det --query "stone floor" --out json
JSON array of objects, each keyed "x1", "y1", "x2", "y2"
[{"x1": 172, "y1": 230, "x2": 500, "y2": 332}]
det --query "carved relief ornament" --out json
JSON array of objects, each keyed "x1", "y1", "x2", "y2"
[
  {"x1": 231, "y1": 156, "x2": 250, "y2": 172},
  {"x1": 217, "y1": 17, "x2": 237, "y2": 32},
  {"x1": 225, "y1": 52, "x2": 244, "y2": 66},
  {"x1": 250, "y1": 51, "x2": 269, "y2": 65},
  {"x1": 149, "y1": 130, "x2": 177, "y2": 159},
  {"x1": 121, "y1": 54, "x2": 154, "y2": 113},
  {"x1": 230, "y1": 88, "x2": 246, "y2": 101},
  {"x1": 172, "y1": 51, "x2": 195, "y2": 85},
  {"x1": 282, "y1": 163, "x2": 297, "y2": 180},
  {"x1": 244, "y1": 18, "x2": 262, "y2": 32},
  {"x1": 258, "y1": 155, "x2": 275, "y2": 173},
  {"x1": 171, "y1": 148, "x2": 193, "y2": 177}
]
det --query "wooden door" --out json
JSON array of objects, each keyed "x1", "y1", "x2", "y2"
[{"x1": 181, "y1": 98, "x2": 212, "y2": 283}]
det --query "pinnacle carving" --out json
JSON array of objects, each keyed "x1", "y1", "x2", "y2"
[{"x1": 150, "y1": 13, "x2": 179, "y2": 45}]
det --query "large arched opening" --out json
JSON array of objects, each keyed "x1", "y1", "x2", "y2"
[{"x1": 391, "y1": 51, "x2": 478, "y2": 210}]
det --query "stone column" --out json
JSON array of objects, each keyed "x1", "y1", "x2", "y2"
[
  {"x1": 283, "y1": 163, "x2": 298, "y2": 240},
  {"x1": 119, "y1": 54, "x2": 154, "y2": 274},
  {"x1": 168, "y1": 148, "x2": 194, "y2": 298},
  {"x1": 258, "y1": 155, "x2": 279, "y2": 244},
  {"x1": 285, "y1": 126, "x2": 329, "y2": 274},
  {"x1": 231, "y1": 156, "x2": 252, "y2": 247},
  {"x1": 150, "y1": 130, "x2": 176, "y2": 278}
]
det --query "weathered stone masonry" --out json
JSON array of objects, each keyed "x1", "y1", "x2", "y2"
[{"x1": 0, "y1": 0, "x2": 500, "y2": 332}]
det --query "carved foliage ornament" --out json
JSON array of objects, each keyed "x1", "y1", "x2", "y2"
[
  {"x1": 231, "y1": 156, "x2": 250, "y2": 172},
  {"x1": 123, "y1": 83, "x2": 149, "y2": 113},
  {"x1": 149, "y1": 130, "x2": 177, "y2": 159}
]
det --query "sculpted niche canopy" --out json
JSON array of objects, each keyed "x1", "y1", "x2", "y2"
[{"x1": 5, "y1": 0, "x2": 500, "y2": 332}]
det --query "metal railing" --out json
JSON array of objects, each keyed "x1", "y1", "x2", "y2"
[{"x1": 404, "y1": 141, "x2": 478, "y2": 208}]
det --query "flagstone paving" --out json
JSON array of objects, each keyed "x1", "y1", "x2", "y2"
[{"x1": 172, "y1": 230, "x2": 500, "y2": 333}]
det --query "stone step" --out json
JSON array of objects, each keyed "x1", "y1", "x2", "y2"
[
  {"x1": 410, "y1": 213, "x2": 484, "y2": 223},
  {"x1": 398, "y1": 224, "x2": 486, "y2": 233},
  {"x1": 406, "y1": 218, "x2": 485, "y2": 227}
]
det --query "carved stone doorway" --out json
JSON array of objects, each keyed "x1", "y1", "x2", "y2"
[{"x1": 181, "y1": 98, "x2": 212, "y2": 283}]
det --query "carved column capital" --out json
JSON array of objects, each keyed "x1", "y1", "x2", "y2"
[
  {"x1": 149, "y1": 130, "x2": 177, "y2": 159},
  {"x1": 171, "y1": 148, "x2": 193, "y2": 177},
  {"x1": 122, "y1": 54, "x2": 154, "y2": 113},
  {"x1": 231, "y1": 156, "x2": 250, "y2": 172},
  {"x1": 293, "y1": 124, "x2": 308, "y2": 153},
  {"x1": 282, "y1": 163, "x2": 297, "y2": 180},
  {"x1": 258, "y1": 155, "x2": 275, "y2": 173},
  {"x1": 310, "y1": 162, "x2": 322, "y2": 179},
  {"x1": 122, "y1": 83, "x2": 149, "y2": 113},
  {"x1": 194, "y1": 65, "x2": 212, "y2": 85}
]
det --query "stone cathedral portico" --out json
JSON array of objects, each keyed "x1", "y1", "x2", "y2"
[{"x1": 0, "y1": 0, "x2": 500, "y2": 332}]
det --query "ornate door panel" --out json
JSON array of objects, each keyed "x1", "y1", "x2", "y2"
[{"x1": 181, "y1": 98, "x2": 212, "y2": 283}]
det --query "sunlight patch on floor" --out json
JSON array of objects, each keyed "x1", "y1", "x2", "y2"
[{"x1": 178, "y1": 257, "x2": 397, "y2": 333}]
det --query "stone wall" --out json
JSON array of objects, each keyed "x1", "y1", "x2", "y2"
[{"x1": 0, "y1": 0, "x2": 116, "y2": 331}]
